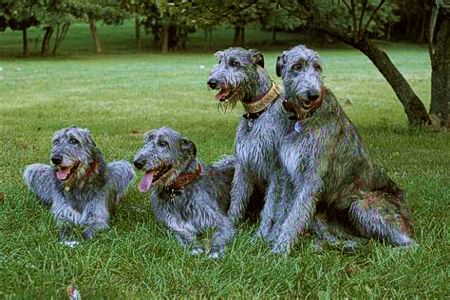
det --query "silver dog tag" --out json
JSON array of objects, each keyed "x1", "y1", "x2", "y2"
[{"x1": 294, "y1": 121, "x2": 302, "y2": 133}]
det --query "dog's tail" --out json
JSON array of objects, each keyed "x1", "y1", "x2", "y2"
[
  {"x1": 107, "y1": 160, "x2": 135, "y2": 205},
  {"x1": 211, "y1": 155, "x2": 235, "y2": 176}
]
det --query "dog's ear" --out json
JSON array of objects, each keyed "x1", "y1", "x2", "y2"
[
  {"x1": 79, "y1": 128, "x2": 97, "y2": 147},
  {"x1": 180, "y1": 138, "x2": 197, "y2": 158},
  {"x1": 251, "y1": 51, "x2": 264, "y2": 68},
  {"x1": 276, "y1": 54, "x2": 284, "y2": 77}
]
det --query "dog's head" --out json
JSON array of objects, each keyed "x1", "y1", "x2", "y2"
[
  {"x1": 207, "y1": 47, "x2": 267, "y2": 106},
  {"x1": 133, "y1": 127, "x2": 196, "y2": 193},
  {"x1": 276, "y1": 45, "x2": 324, "y2": 119},
  {"x1": 50, "y1": 126, "x2": 103, "y2": 183}
]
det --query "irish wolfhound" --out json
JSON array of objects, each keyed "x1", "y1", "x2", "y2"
[
  {"x1": 133, "y1": 127, "x2": 235, "y2": 258},
  {"x1": 23, "y1": 126, "x2": 135, "y2": 242},
  {"x1": 273, "y1": 45, "x2": 415, "y2": 253},
  {"x1": 207, "y1": 47, "x2": 291, "y2": 240}
]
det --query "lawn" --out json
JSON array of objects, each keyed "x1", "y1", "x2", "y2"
[{"x1": 0, "y1": 23, "x2": 448, "y2": 298}]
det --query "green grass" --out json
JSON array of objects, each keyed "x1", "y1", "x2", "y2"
[{"x1": 0, "y1": 23, "x2": 449, "y2": 298}]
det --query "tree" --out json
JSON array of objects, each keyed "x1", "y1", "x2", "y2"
[
  {"x1": 0, "y1": 0, "x2": 42, "y2": 56},
  {"x1": 277, "y1": 0, "x2": 431, "y2": 126},
  {"x1": 428, "y1": 0, "x2": 450, "y2": 127},
  {"x1": 70, "y1": 0, "x2": 128, "y2": 53},
  {"x1": 36, "y1": 0, "x2": 77, "y2": 56}
]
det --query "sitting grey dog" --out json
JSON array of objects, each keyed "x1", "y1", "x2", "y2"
[
  {"x1": 23, "y1": 126, "x2": 135, "y2": 242},
  {"x1": 272, "y1": 45, "x2": 415, "y2": 253},
  {"x1": 133, "y1": 127, "x2": 235, "y2": 258}
]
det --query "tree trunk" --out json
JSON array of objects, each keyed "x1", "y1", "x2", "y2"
[
  {"x1": 240, "y1": 26, "x2": 245, "y2": 46},
  {"x1": 22, "y1": 28, "x2": 29, "y2": 56},
  {"x1": 135, "y1": 16, "x2": 141, "y2": 50},
  {"x1": 355, "y1": 38, "x2": 430, "y2": 125},
  {"x1": 429, "y1": 9, "x2": 449, "y2": 127},
  {"x1": 233, "y1": 26, "x2": 242, "y2": 46},
  {"x1": 161, "y1": 24, "x2": 169, "y2": 53},
  {"x1": 208, "y1": 27, "x2": 213, "y2": 49},
  {"x1": 316, "y1": 23, "x2": 431, "y2": 126},
  {"x1": 89, "y1": 20, "x2": 102, "y2": 53},
  {"x1": 204, "y1": 28, "x2": 208, "y2": 50},
  {"x1": 41, "y1": 26, "x2": 53, "y2": 56},
  {"x1": 52, "y1": 23, "x2": 70, "y2": 55}
]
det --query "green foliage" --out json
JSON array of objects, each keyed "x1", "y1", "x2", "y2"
[{"x1": 69, "y1": 0, "x2": 128, "y2": 24}]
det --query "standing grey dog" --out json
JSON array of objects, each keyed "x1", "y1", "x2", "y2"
[
  {"x1": 133, "y1": 127, "x2": 235, "y2": 258},
  {"x1": 207, "y1": 47, "x2": 291, "y2": 241},
  {"x1": 273, "y1": 45, "x2": 415, "y2": 253},
  {"x1": 23, "y1": 126, "x2": 135, "y2": 241}
]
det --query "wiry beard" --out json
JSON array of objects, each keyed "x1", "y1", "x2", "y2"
[{"x1": 216, "y1": 89, "x2": 241, "y2": 113}]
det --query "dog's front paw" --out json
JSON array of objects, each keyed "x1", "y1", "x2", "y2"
[
  {"x1": 60, "y1": 240, "x2": 80, "y2": 248},
  {"x1": 208, "y1": 248, "x2": 224, "y2": 259},
  {"x1": 190, "y1": 246, "x2": 205, "y2": 256},
  {"x1": 81, "y1": 227, "x2": 95, "y2": 240},
  {"x1": 271, "y1": 241, "x2": 290, "y2": 254}
]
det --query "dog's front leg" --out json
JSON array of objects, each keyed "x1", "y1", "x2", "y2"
[
  {"x1": 173, "y1": 230, "x2": 204, "y2": 255},
  {"x1": 272, "y1": 179, "x2": 320, "y2": 254},
  {"x1": 209, "y1": 217, "x2": 235, "y2": 259},
  {"x1": 228, "y1": 164, "x2": 254, "y2": 225},
  {"x1": 80, "y1": 196, "x2": 109, "y2": 240},
  {"x1": 255, "y1": 171, "x2": 282, "y2": 241},
  {"x1": 52, "y1": 195, "x2": 82, "y2": 241}
]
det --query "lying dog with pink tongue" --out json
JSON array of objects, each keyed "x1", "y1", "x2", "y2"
[
  {"x1": 134, "y1": 127, "x2": 236, "y2": 258},
  {"x1": 23, "y1": 126, "x2": 135, "y2": 244}
]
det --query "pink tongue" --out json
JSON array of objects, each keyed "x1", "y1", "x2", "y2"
[
  {"x1": 215, "y1": 89, "x2": 230, "y2": 101},
  {"x1": 56, "y1": 168, "x2": 70, "y2": 180},
  {"x1": 139, "y1": 172, "x2": 154, "y2": 193}
]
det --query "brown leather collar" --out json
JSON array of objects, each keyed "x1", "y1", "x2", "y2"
[
  {"x1": 242, "y1": 83, "x2": 281, "y2": 118},
  {"x1": 283, "y1": 86, "x2": 325, "y2": 121},
  {"x1": 165, "y1": 162, "x2": 202, "y2": 196}
]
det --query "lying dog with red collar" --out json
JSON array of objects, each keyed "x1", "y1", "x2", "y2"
[
  {"x1": 23, "y1": 126, "x2": 135, "y2": 243},
  {"x1": 133, "y1": 127, "x2": 235, "y2": 258}
]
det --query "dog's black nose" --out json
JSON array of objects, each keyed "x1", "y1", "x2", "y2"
[
  {"x1": 207, "y1": 78, "x2": 218, "y2": 89},
  {"x1": 307, "y1": 92, "x2": 320, "y2": 102},
  {"x1": 133, "y1": 159, "x2": 145, "y2": 170},
  {"x1": 51, "y1": 155, "x2": 62, "y2": 165}
]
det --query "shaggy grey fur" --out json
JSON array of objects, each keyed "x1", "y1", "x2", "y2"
[
  {"x1": 207, "y1": 47, "x2": 291, "y2": 241},
  {"x1": 23, "y1": 126, "x2": 135, "y2": 241},
  {"x1": 134, "y1": 127, "x2": 235, "y2": 258},
  {"x1": 273, "y1": 45, "x2": 415, "y2": 253}
]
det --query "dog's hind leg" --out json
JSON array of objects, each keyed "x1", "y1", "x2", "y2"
[
  {"x1": 310, "y1": 214, "x2": 368, "y2": 252},
  {"x1": 23, "y1": 163, "x2": 57, "y2": 205},
  {"x1": 106, "y1": 160, "x2": 135, "y2": 205},
  {"x1": 348, "y1": 191, "x2": 415, "y2": 247}
]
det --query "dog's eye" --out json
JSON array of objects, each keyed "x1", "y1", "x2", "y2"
[
  {"x1": 69, "y1": 138, "x2": 79, "y2": 145},
  {"x1": 314, "y1": 63, "x2": 322, "y2": 72},
  {"x1": 158, "y1": 140, "x2": 168, "y2": 147},
  {"x1": 292, "y1": 63, "x2": 303, "y2": 71},
  {"x1": 230, "y1": 60, "x2": 240, "y2": 67},
  {"x1": 52, "y1": 139, "x2": 60, "y2": 145}
]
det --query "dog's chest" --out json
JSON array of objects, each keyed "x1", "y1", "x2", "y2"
[
  {"x1": 65, "y1": 188, "x2": 106, "y2": 212},
  {"x1": 280, "y1": 131, "x2": 319, "y2": 179},
  {"x1": 235, "y1": 116, "x2": 280, "y2": 174}
]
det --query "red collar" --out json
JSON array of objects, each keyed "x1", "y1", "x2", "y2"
[{"x1": 166, "y1": 163, "x2": 203, "y2": 195}]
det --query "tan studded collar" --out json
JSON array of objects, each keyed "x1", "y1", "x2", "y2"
[{"x1": 242, "y1": 83, "x2": 281, "y2": 119}]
